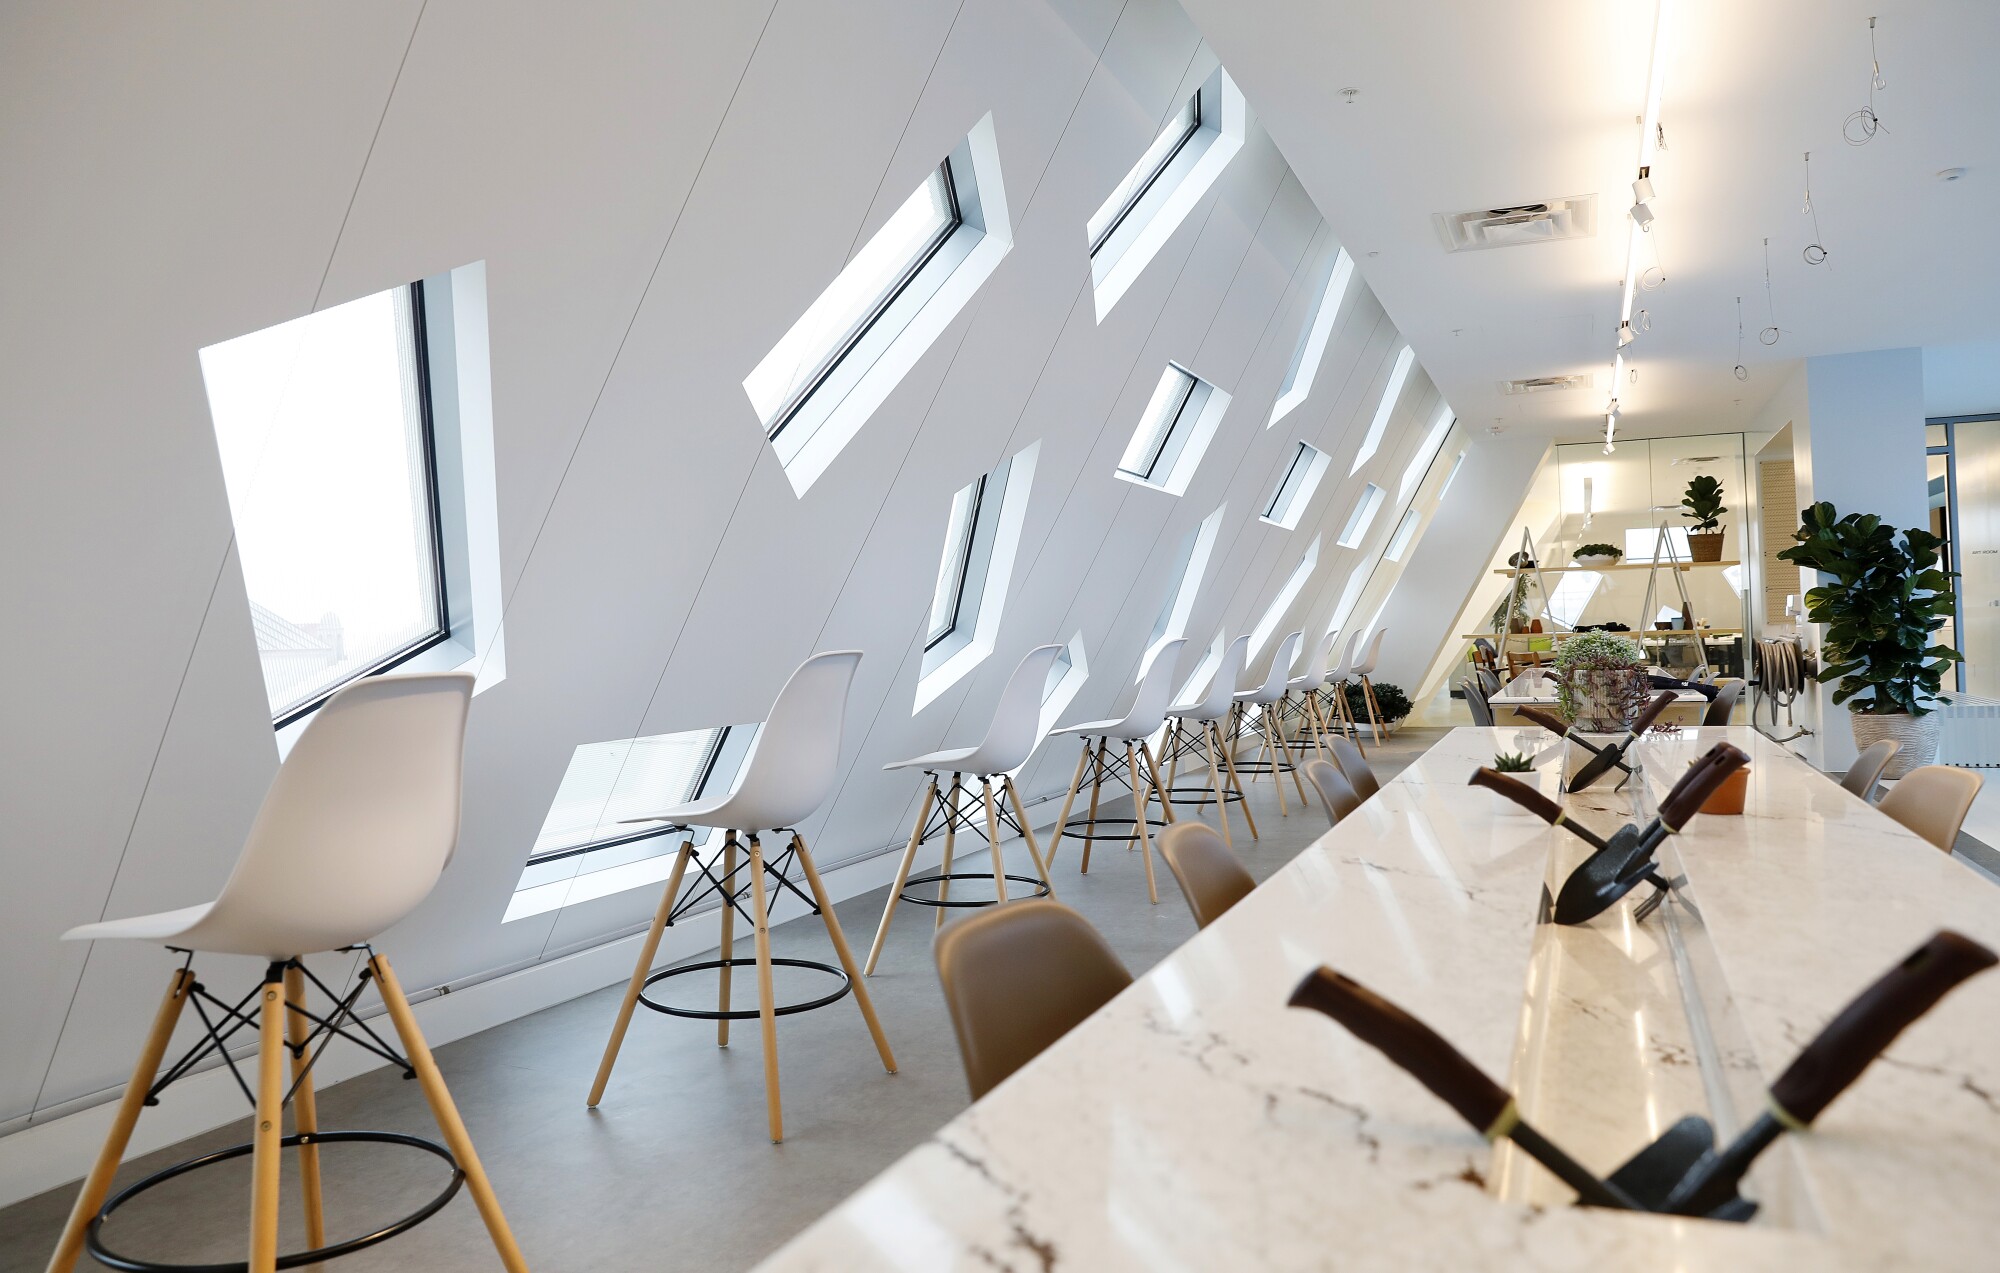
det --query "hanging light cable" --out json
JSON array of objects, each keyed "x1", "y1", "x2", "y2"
[{"x1": 1606, "y1": 0, "x2": 1671, "y2": 453}]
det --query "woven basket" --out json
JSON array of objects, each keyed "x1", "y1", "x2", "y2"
[
  {"x1": 1688, "y1": 528, "x2": 1725, "y2": 563},
  {"x1": 1850, "y1": 710, "x2": 1942, "y2": 780}
]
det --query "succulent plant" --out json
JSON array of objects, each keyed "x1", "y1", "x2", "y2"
[{"x1": 1493, "y1": 751, "x2": 1534, "y2": 773}]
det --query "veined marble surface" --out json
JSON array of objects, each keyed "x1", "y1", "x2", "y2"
[{"x1": 756, "y1": 728, "x2": 2000, "y2": 1271}]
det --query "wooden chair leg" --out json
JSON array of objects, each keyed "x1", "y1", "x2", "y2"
[
  {"x1": 865, "y1": 781, "x2": 935, "y2": 975},
  {"x1": 935, "y1": 779, "x2": 961, "y2": 931},
  {"x1": 1142, "y1": 740, "x2": 1176, "y2": 822},
  {"x1": 792, "y1": 832, "x2": 897, "y2": 1074},
  {"x1": 1126, "y1": 742, "x2": 1160, "y2": 905},
  {"x1": 1218, "y1": 722, "x2": 1260, "y2": 840},
  {"x1": 1304, "y1": 693, "x2": 1332, "y2": 760},
  {"x1": 1164, "y1": 721, "x2": 1183, "y2": 791},
  {"x1": 250, "y1": 964, "x2": 286, "y2": 1273},
  {"x1": 717, "y1": 834, "x2": 739, "y2": 1046},
  {"x1": 282, "y1": 964, "x2": 325, "y2": 1250},
  {"x1": 1276, "y1": 710, "x2": 1311, "y2": 805},
  {"x1": 745, "y1": 837, "x2": 784, "y2": 1142},
  {"x1": 1003, "y1": 776, "x2": 1057, "y2": 900},
  {"x1": 1045, "y1": 744, "x2": 1091, "y2": 869},
  {"x1": 370, "y1": 955, "x2": 528, "y2": 1271},
  {"x1": 1203, "y1": 722, "x2": 1232, "y2": 849},
  {"x1": 588, "y1": 842, "x2": 693, "y2": 1104},
  {"x1": 47, "y1": 969, "x2": 193, "y2": 1273},
  {"x1": 1258, "y1": 713, "x2": 1289, "y2": 816},
  {"x1": 1080, "y1": 740, "x2": 1108, "y2": 874},
  {"x1": 979, "y1": 779, "x2": 1010, "y2": 903},
  {"x1": 1363, "y1": 676, "x2": 1386, "y2": 743}
]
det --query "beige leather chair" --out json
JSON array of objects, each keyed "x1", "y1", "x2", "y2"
[
  {"x1": 1702, "y1": 679, "x2": 1746, "y2": 726},
  {"x1": 1328, "y1": 736, "x2": 1380, "y2": 801},
  {"x1": 1302, "y1": 758, "x2": 1361, "y2": 826},
  {"x1": 1159, "y1": 823, "x2": 1255, "y2": 929},
  {"x1": 935, "y1": 901, "x2": 1131, "y2": 1099},
  {"x1": 1877, "y1": 765, "x2": 1983, "y2": 853},
  {"x1": 1840, "y1": 739, "x2": 1899, "y2": 801}
]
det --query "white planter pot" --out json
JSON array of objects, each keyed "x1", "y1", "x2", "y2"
[
  {"x1": 1573, "y1": 554, "x2": 1621, "y2": 567},
  {"x1": 1850, "y1": 710, "x2": 1942, "y2": 780}
]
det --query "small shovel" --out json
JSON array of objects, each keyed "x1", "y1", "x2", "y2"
[{"x1": 1565, "y1": 692, "x2": 1679, "y2": 792}]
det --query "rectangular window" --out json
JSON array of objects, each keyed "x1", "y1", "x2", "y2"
[
  {"x1": 1547, "y1": 572, "x2": 1605, "y2": 628},
  {"x1": 1336, "y1": 483, "x2": 1386, "y2": 548},
  {"x1": 1439, "y1": 450, "x2": 1467, "y2": 498},
  {"x1": 1115, "y1": 364, "x2": 1228, "y2": 496},
  {"x1": 1350, "y1": 345, "x2": 1416, "y2": 475},
  {"x1": 916, "y1": 441, "x2": 1039, "y2": 711},
  {"x1": 200, "y1": 281, "x2": 449, "y2": 725},
  {"x1": 527, "y1": 728, "x2": 731, "y2": 867},
  {"x1": 1143, "y1": 504, "x2": 1225, "y2": 677},
  {"x1": 748, "y1": 163, "x2": 961, "y2": 440},
  {"x1": 1249, "y1": 537, "x2": 1321, "y2": 656},
  {"x1": 1384, "y1": 509, "x2": 1420, "y2": 561},
  {"x1": 1399, "y1": 404, "x2": 1455, "y2": 501},
  {"x1": 1625, "y1": 526, "x2": 1692, "y2": 562},
  {"x1": 1261, "y1": 442, "x2": 1330, "y2": 529},
  {"x1": 1088, "y1": 91, "x2": 1201, "y2": 257},
  {"x1": 1270, "y1": 245, "x2": 1354, "y2": 427},
  {"x1": 927, "y1": 473, "x2": 988, "y2": 649}
]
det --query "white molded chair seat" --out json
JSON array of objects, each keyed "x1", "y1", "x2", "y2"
[
  {"x1": 1054, "y1": 638, "x2": 1187, "y2": 740},
  {"x1": 1291, "y1": 632, "x2": 1339, "y2": 693},
  {"x1": 1170, "y1": 635, "x2": 1252, "y2": 722},
  {"x1": 886, "y1": 645, "x2": 1064, "y2": 774},
  {"x1": 1325, "y1": 630, "x2": 1363, "y2": 687},
  {"x1": 1236, "y1": 631, "x2": 1303, "y2": 707},
  {"x1": 1352, "y1": 629, "x2": 1386, "y2": 678}
]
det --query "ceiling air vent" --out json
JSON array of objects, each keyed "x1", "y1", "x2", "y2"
[
  {"x1": 1435, "y1": 196, "x2": 1597, "y2": 253},
  {"x1": 1499, "y1": 373, "x2": 1592, "y2": 395}
]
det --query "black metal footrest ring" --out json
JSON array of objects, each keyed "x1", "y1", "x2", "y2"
[
  {"x1": 87, "y1": 1130, "x2": 462, "y2": 1273},
  {"x1": 1056, "y1": 815, "x2": 1167, "y2": 842},
  {"x1": 898, "y1": 870, "x2": 1049, "y2": 908},
  {"x1": 639, "y1": 957, "x2": 850, "y2": 1020},
  {"x1": 1230, "y1": 759, "x2": 1298, "y2": 775},
  {"x1": 1164, "y1": 784, "x2": 1244, "y2": 805}
]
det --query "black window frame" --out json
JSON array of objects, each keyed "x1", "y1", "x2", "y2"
[
  {"x1": 766, "y1": 161, "x2": 964, "y2": 443},
  {"x1": 925, "y1": 472, "x2": 988, "y2": 652},
  {"x1": 523, "y1": 726, "x2": 735, "y2": 868},
  {"x1": 1089, "y1": 89, "x2": 1204, "y2": 259},
  {"x1": 1264, "y1": 442, "x2": 1315, "y2": 522},
  {"x1": 272, "y1": 279, "x2": 453, "y2": 729},
  {"x1": 1119, "y1": 368, "x2": 1199, "y2": 483}
]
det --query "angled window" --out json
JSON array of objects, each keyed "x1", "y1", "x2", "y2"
[
  {"x1": 1115, "y1": 363, "x2": 1231, "y2": 496},
  {"x1": 1270, "y1": 246, "x2": 1355, "y2": 427},
  {"x1": 1090, "y1": 67, "x2": 1247, "y2": 320},
  {"x1": 1249, "y1": 536, "x2": 1321, "y2": 656},
  {"x1": 1336, "y1": 483, "x2": 1386, "y2": 548},
  {"x1": 1174, "y1": 629, "x2": 1227, "y2": 708},
  {"x1": 1547, "y1": 572, "x2": 1604, "y2": 628},
  {"x1": 1326, "y1": 566, "x2": 1371, "y2": 637},
  {"x1": 1384, "y1": 509, "x2": 1420, "y2": 562},
  {"x1": 1143, "y1": 504, "x2": 1225, "y2": 677},
  {"x1": 1625, "y1": 526, "x2": 1692, "y2": 562},
  {"x1": 1439, "y1": 450, "x2": 1468, "y2": 499},
  {"x1": 505, "y1": 725, "x2": 759, "y2": 921},
  {"x1": 1350, "y1": 345, "x2": 1416, "y2": 475},
  {"x1": 1036, "y1": 632, "x2": 1090, "y2": 747},
  {"x1": 746, "y1": 114, "x2": 1012, "y2": 496},
  {"x1": 916, "y1": 441, "x2": 1041, "y2": 711},
  {"x1": 1261, "y1": 443, "x2": 1331, "y2": 529},
  {"x1": 1399, "y1": 404, "x2": 1456, "y2": 501},
  {"x1": 200, "y1": 263, "x2": 505, "y2": 734}
]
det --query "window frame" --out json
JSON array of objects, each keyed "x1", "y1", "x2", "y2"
[
  {"x1": 1261, "y1": 442, "x2": 1329, "y2": 529},
  {"x1": 1336, "y1": 483, "x2": 1387, "y2": 549},
  {"x1": 763, "y1": 162, "x2": 964, "y2": 444},
  {"x1": 1118, "y1": 365, "x2": 1201, "y2": 483},
  {"x1": 1114, "y1": 363, "x2": 1228, "y2": 497},
  {"x1": 264, "y1": 279, "x2": 454, "y2": 729},
  {"x1": 522, "y1": 726, "x2": 735, "y2": 870},
  {"x1": 926, "y1": 471, "x2": 988, "y2": 651},
  {"x1": 1088, "y1": 90, "x2": 1202, "y2": 259}
]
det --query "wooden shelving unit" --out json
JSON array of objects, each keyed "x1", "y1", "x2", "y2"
[{"x1": 1491, "y1": 560, "x2": 1740, "y2": 575}]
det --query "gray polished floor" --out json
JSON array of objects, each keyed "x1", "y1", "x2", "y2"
[{"x1": 1, "y1": 729, "x2": 1445, "y2": 1273}]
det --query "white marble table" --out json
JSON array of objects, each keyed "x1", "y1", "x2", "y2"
[
  {"x1": 1489, "y1": 671, "x2": 1710, "y2": 727},
  {"x1": 756, "y1": 728, "x2": 2000, "y2": 1271}
]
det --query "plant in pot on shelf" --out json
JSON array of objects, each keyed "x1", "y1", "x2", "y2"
[
  {"x1": 1776, "y1": 501, "x2": 1960, "y2": 778},
  {"x1": 1552, "y1": 631, "x2": 1650, "y2": 732},
  {"x1": 1572, "y1": 543, "x2": 1624, "y2": 567},
  {"x1": 1681, "y1": 474, "x2": 1727, "y2": 562}
]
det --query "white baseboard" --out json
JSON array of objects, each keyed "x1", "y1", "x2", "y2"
[{"x1": 0, "y1": 812, "x2": 1035, "y2": 1212}]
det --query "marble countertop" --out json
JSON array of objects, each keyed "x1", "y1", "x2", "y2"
[
  {"x1": 1488, "y1": 671, "x2": 1708, "y2": 705},
  {"x1": 755, "y1": 728, "x2": 2000, "y2": 1271}
]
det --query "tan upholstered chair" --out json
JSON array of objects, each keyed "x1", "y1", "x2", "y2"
[
  {"x1": 1328, "y1": 736, "x2": 1380, "y2": 801},
  {"x1": 1877, "y1": 765, "x2": 1983, "y2": 853},
  {"x1": 935, "y1": 901, "x2": 1131, "y2": 1099},
  {"x1": 1302, "y1": 758, "x2": 1361, "y2": 826},
  {"x1": 1159, "y1": 823, "x2": 1255, "y2": 929},
  {"x1": 1840, "y1": 739, "x2": 1899, "y2": 801}
]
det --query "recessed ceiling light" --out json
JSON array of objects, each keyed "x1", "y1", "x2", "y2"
[{"x1": 1938, "y1": 167, "x2": 1968, "y2": 182}]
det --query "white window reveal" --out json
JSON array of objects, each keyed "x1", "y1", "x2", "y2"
[
  {"x1": 745, "y1": 114, "x2": 1012, "y2": 496},
  {"x1": 1547, "y1": 572, "x2": 1605, "y2": 629},
  {"x1": 1439, "y1": 450, "x2": 1468, "y2": 499},
  {"x1": 1248, "y1": 536, "x2": 1321, "y2": 657},
  {"x1": 915, "y1": 441, "x2": 1041, "y2": 711},
  {"x1": 1035, "y1": 632, "x2": 1090, "y2": 749},
  {"x1": 1090, "y1": 67, "x2": 1247, "y2": 320},
  {"x1": 1384, "y1": 509, "x2": 1420, "y2": 562},
  {"x1": 1270, "y1": 245, "x2": 1354, "y2": 427},
  {"x1": 1350, "y1": 345, "x2": 1416, "y2": 475},
  {"x1": 1261, "y1": 443, "x2": 1331, "y2": 530},
  {"x1": 1336, "y1": 484, "x2": 1387, "y2": 548},
  {"x1": 1115, "y1": 363, "x2": 1231, "y2": 496},
  {"x1": 1399, "y1": 403, "x2": 1456, "y2": 502},
  {"x1": 199, "y1": 261, "x2": 505, "y2": 747},
  {"x1": 1142, "y1": 504, "x2": 1225, "y2": 678}
]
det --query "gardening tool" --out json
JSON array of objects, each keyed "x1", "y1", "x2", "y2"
[{"x1": 1565, "y1": 691, "x2": 1679, "y2": 791}]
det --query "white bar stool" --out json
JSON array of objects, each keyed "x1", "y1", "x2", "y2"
[
  {"x1": 588, "y1": 651, "x2": 895, "y2": 1144},
  {"x1": 47, "y1": 672, "x2": 527, "y2": 1273},
  {"x1": 1350, "y1": 628, "x2": 1390, "y2": 742},
  {"x1": 1228, "y1": 630, "x2": 1311, "y2": 815},
  {"x1": 1279, "y1": 630, "x2": 1340, "y2": 761},
  {"x1": 1161, "y1": 634, "x2": 1259, "y2": 848},
  {"x1": 863, "y1": 645, "x2": 1065, "y2": 974},
  {"x1": 1322, "y1": 630, "x2": 1367, "y2": 753},
  {"x1": 1044, "y1": 637, "x2": 1187, "y2": 904}
]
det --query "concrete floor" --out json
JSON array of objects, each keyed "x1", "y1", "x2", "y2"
[{"x1": 1, "y1": 728, "x2": 1447, "y2": 1273}]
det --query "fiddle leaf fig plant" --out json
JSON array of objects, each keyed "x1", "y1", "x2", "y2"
[
  {"x1": 1681, "y1": 474, "x2": 1726, "y2": 531},
  {"x1": 1775, "y1": 501, "x2": 1960, "y2": 716}
]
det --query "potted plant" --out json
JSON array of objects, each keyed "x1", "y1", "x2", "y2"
[
  {"x1": 1552, "y1": 631, "x2": 1649, "y2": 732},
  {"x1": 1572, "y1": 543, "x2": 1623, "y2": 566},
  {"x1": 1682, "y1": 474, "x2": 1727, "y2": 562},
  {"x1": 1493, "y1": 751, "x2": 1533, "y2": 773},
  {"x1": 1776, "y1": 501, "x2": 1960, "y2": 777},
  {"x1": 1343, "y1": 681, "x2": 1413, "y2": 731}
]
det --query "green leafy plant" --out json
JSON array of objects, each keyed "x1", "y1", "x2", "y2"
[
  {"x1": 1551, "y1": 631, "x2": 1647, "y2": 724},
  {"x1": 1775, "y1": 501, "x2": 1960, "y2": 716},
  {"x1": 1344, "y1": 681, "x2": 1412, "y2": 723},
  {"x1": 1572, "y1": 543, "x2": 1623, "y2": 560},
  {"x1": 1681, "y1": 475, "x2": 1726, "y2": 532},
  {"x1": 1493, "y1": 751, "x2": 1533, "y2": 773}
]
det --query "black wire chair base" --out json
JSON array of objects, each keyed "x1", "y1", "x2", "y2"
[
  {"x1": 897, "y1": 870, "x2": 1049, "y2": 908},
  {"x1": 86, "y1": 1131, "x2": 461, "y2": 1273},
  {"x1": 639, "y1": 957, "x2": 850, "y2": 1021},
  {"x1": 1162, "y1": 784, "x2": 1245, "y2": 807},
  {"x1": 1055, "y1": 814, "x2": 1166, "y2": 842}
]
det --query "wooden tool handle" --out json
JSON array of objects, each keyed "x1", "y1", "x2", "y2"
[
  {"x1": 1768, "y1": 930, "x2": 1997, "y2": 1126},
  {"x1": 1657, "y1": 743, "x2": 1750, "y2": 829},
  {"x1": 1628, "y1": 691, "x2": 1678, "y2": 735},
  {"x1": 1470, "y1": 767, "x2": 1567, "y2": 825},
  {"x1": 1289, "y1": 967, "x2": 1512, "y2": 1134},
  {"x1": 1515, "y1": 706, "x2": 1571, "y2": 735}
]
